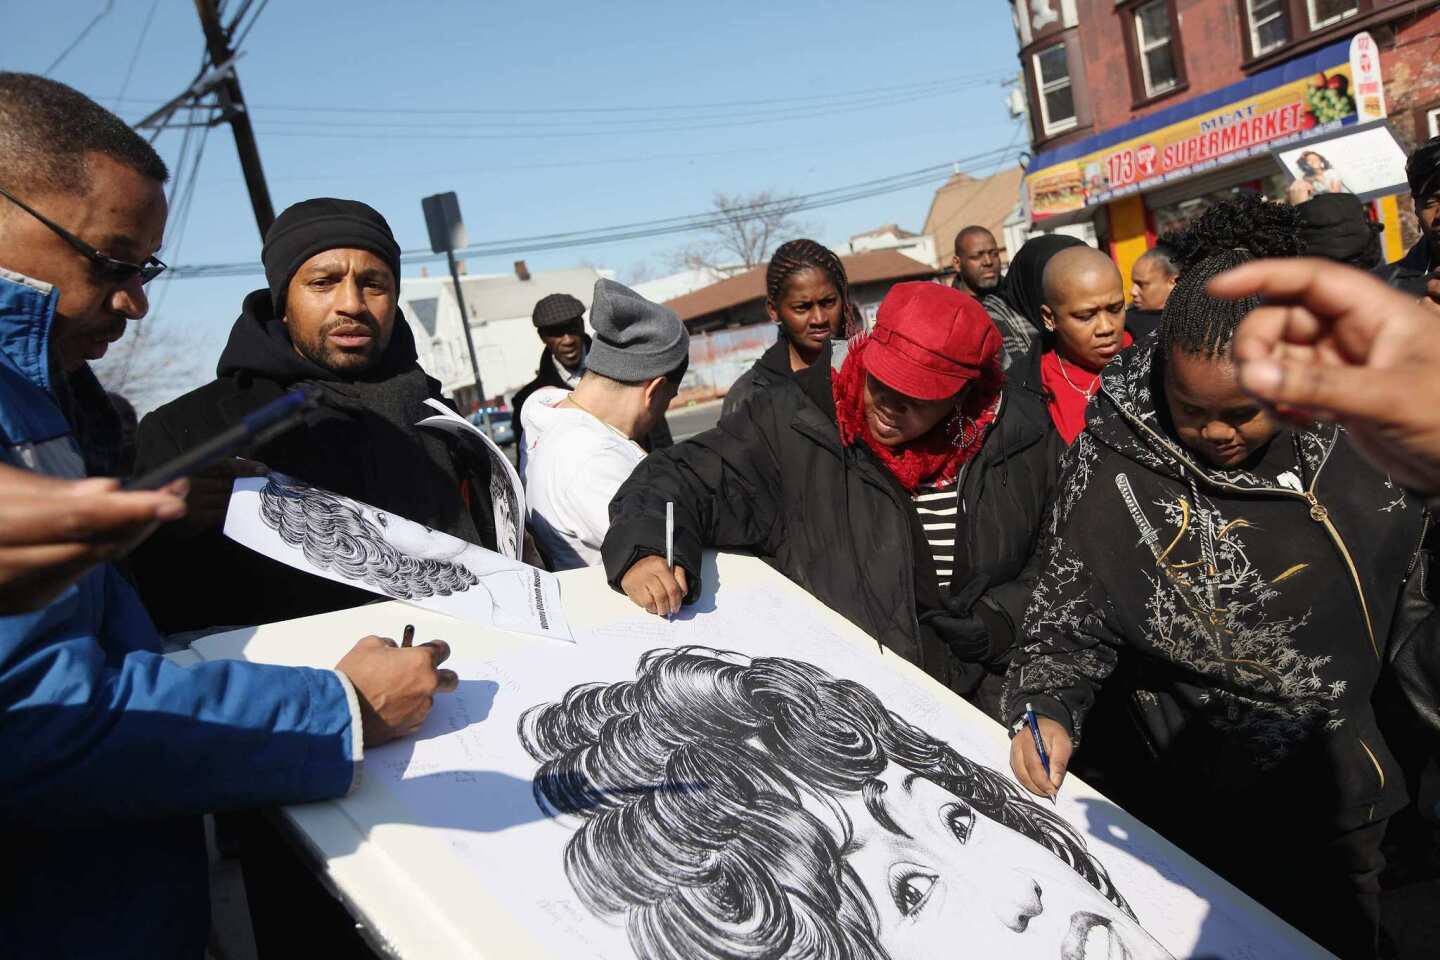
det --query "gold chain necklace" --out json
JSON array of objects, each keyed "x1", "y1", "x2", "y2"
[{"x1": 1055, "y1": 353, "x2": 1101, "y2": 399}]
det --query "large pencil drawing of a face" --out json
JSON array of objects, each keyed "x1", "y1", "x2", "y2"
[
  {"x1": 519, "y1": 648, "x2": 1173, "y2": 960},
  {"x1": 258, "y1": 474, "x2": 478, "y2": 600}
]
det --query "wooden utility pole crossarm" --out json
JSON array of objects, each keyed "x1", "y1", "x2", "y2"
[{"x1": 193, "y1": 0, "x2": 275, "y2": 236}]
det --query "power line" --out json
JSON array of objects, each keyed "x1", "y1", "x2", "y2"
[
  {"x1": 43, "y1": 0, "x2": 114, "y2": 76},
  {"x1": 116, "y1": 0, "x2": 162, "y2": 103},
  {"x1": 108, "y1": 71, "x2": 1010, "y2": 117},
  {"x1": 229, "y1": 0, "x2": 270, "y2": 52},
  {"x1": 166, "y1": 148, "x2": 1023, "y2": 280},
  {"x1": 246, "y1": 81, "x2": 984, "y2": 138}
]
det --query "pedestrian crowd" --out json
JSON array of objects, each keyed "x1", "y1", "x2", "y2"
[{"x1": 3, "y1": 70, "x2": 1440, "y2": 959}]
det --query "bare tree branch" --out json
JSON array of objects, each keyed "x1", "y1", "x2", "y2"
[
  {"x1": 671, "y1": 190, "x2": 809, "y2": 272},
  {"x1": 92, "y1": 318, "x2": 207, "y2": 415}
]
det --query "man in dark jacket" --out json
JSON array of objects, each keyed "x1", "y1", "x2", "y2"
[
  {"x1": 1124, "y1": 244, "x2": 1178, "y2": 343},
  {"x1": 1380, "y1": 135, "x2": 1440, "y2": 300},
  {"x1": 133, "y1": 198, "x2": 498, "y2": 633},
  {"x1": 602, "y1": 302, "x2": 1062, "y2": 707},
  {"x1": 513, "y1": 291, "x2": 672, "y2": 459},
  {"x1": 0, "y1": 74, "x2": 453, "y2": 960}
]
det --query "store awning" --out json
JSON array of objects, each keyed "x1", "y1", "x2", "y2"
[{"x1": 1026, "y1": 39, "x2": 1356, "y2": 221}]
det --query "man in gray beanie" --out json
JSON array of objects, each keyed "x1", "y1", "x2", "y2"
[{"x1": 522, "y1": 278, "x2": 689, "y2": 569}]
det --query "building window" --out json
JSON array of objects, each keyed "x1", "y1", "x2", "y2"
[
  {"x1": 1307, "y1": 0, "x2": 1359, "y2": 30},
  {"x1": 1428, "y1": 106, "x2": 1440, "y2": 139},
  {"x1": 1133, "y1": 0, "x2": 1180, "y2": 98},
  {"x1": 1033, "y1": 42, "x2": 1077, "y2": 136},
  {"x1": 1246, "y1": 0, "x2": 1289, "y2": 56}
]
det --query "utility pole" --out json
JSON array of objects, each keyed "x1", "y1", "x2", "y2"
[
  {"x1": 192, "y1": 0, "x2": 274, "y2": 235},
  {"x1": 422, "y1": 192, "x2": 488, "y2": 416}
]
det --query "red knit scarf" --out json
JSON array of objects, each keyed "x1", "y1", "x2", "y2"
[
  {"x1": 1039, "y1": 331, "x2": 1134, "y2": 444},
  {"x1": 832, "y1": 334, "x2": 1004, "y2": 492}
]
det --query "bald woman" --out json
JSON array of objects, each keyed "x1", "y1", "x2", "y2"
[{"x1": 1035, "y1": 247, "x2": 1131, "y2": 443}]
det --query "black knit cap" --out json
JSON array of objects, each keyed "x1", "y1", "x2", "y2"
[
  {"x1": 531, "y1": 292, "x2": 585, "y2": 330},
  {"x1": 261, "y1": 198, "x2": 402, "y2": 318},
  {"x1": 1295, "y1": 193, "x2": 1383, "y2": 268},
  {"x1": 1407, "y1": 135, "x2": 1440, "y2": 203}
]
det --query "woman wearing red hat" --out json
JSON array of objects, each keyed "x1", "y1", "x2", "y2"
[{"x1": 602, "y1": 282, "x2": 1061, "y2": 704}]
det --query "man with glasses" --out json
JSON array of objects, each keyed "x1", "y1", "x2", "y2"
[{"x1": 0, "y1": 73, "x2": 458, "y2": 958}]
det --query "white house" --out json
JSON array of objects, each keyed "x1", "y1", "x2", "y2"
[
  {"x1": 399, "y1": 261, "x2": 613, "y2": 411},
  {"x1": 845, "y1": 224, "x2": 938, "y2": 266}
]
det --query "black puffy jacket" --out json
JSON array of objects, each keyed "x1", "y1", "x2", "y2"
[
  {"x1": 131, "y1": 292, "x2": 495, "y2": 633},
  {"x1": 603, "y1": 350, "x2": 1062, "y2": 697},
  {"x1": 719, "y1": 337, "x2": 790, "y2": 422}
]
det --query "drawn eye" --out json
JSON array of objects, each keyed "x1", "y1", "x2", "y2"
[
  {"x1": 375, "y1": 513, "x2": 389, "y2": 527},
  {"x1": 944, "y1": 802, "x2": 975, "y2": 844},
  {"x1": 888, "y1": 864, "x2": 938, "y2": 917}
]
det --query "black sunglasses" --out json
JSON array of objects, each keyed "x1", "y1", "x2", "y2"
[{"x1": 0, "y1": 184, "x2": 166, "y2": 285}]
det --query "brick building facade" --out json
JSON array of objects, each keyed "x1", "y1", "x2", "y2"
[{"x1": 1012, "y1": 0, "x2": 1440, "y2": 284}]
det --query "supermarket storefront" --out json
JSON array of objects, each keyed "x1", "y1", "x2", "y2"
[{"x1": 1022, "y1": 38, "x2": 1406, "y2": 288}]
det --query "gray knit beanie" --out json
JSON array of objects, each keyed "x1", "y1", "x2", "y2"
[{"x1": 584, "y1": 278, "x2": 689, "y2": 382}]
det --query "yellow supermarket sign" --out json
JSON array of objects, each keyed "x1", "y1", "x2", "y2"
[{"x1": 1028, "y1": 63, "x2": 1357, "y2": 219}]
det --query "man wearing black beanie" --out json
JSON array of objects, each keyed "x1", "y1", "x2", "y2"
[
  {"x1": 131, "y1": 197, "x2": 498, "y2": 632},
  {"x1": 129, "y1": 197, "x2": 502, "y2": 957}
]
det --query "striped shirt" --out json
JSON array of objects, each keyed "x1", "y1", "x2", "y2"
[{"x1": 914, "y1": 481, "x2": 961, "y2": 591}]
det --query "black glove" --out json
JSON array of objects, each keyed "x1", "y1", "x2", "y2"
[{"x1": 923, "y1": 573, "x2": 1022, "y2": 665}]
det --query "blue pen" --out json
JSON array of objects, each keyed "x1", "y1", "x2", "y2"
[{"x1": 1025, "y1": 702, "x2": 1057, "y2": 804}]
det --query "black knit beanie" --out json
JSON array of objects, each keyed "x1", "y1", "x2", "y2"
[{"x1": 261, "y1": 198, "x2": 402, "y2": 318}]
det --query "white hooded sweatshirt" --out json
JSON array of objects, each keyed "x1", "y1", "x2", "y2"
[{"x1": 520, "y1": 386, "x2": 645, "y2": 570}]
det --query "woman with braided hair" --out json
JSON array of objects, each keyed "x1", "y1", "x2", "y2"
[
  {"x1": 520, "y1": 646, "x2": 1173, "y2": 960},
  {"x1": 605, "y1": 281, "x2": 1061, "y2": 711},
  {"x1": 1004, "y1": 193, "x2": 1432, "y2": 958},
  {"x1": 720, "y1": 238, "x2": 858, "y2": 421}
]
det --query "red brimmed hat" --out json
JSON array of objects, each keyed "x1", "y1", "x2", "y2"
[{"x1": 864, "y1": 282, "x2": 1002, "y2": 401}]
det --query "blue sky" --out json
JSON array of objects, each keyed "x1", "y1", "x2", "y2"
[{"x1": 2, "y1": 0, "x2": 1024, "y2": 399}]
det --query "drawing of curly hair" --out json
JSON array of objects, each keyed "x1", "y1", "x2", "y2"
[
  {"x1": 519, "y1": 647, "x2": 1130, "y2": 959},
  {"x1": 258, "y1": 475, "x2": 478, "y2": 600}
]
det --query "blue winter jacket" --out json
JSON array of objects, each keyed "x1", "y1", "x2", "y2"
[{"x1": 0, "y1": 270, "x2": 363, "y2": 959}]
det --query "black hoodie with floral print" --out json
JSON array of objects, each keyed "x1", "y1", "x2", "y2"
[{"x1": 1003, "y1": 341, "x2": 1432, "y2": 832}]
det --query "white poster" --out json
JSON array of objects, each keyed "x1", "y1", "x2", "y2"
[
  {"x1": 223, "y1": 473, "x2": 571, "y2": 642},
  {"x1": 1274, "y1": 121, "x2": 1409, "y2": 202},
  {"x1": 416, "y1": 398, "x2": 525, "y2": 561},
  {"x1": 209, "y1": 583, "x2": 1325, "y2": 959}
]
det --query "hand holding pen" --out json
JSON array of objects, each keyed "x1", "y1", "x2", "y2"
[{"x1": 1009, "y1": 704, "x2": 1072, "y2": 802}]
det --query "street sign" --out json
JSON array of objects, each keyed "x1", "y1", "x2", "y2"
[
  {"x1": 420, "y1": 191, "x2": 485, "y2": 411},
  {"x1": 421, "y1": 191, "x2": 468, "y2": 254},
  {"x1": 1349, "y1": 32, "x2": 1387, "y2": 123}
]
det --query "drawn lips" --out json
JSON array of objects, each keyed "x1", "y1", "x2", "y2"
[{"x1": 1060, "y1": 911, "x2": 1132, "y2": 960}]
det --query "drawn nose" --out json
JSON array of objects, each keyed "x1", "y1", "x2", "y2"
[{"x1": 991, "y1": 874, "x2": 1044, "y2": 933}]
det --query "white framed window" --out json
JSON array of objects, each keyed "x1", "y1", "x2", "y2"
[
  {"x1": 1133, "y1": 0, "x2": 1180, "y2": 98},
  {"x1": 1428, "y1": 106, "x2": 1440, "y2": 139},
  {"x1": 1246, "y1": 0, "x2": 1289, "y2": 56},
  {"x1": 1307, "y1": 0, "x2": 1359, "y2": 30},
  {"x1": 1033, "y1": 42, "x2": 1077, "y2": 136}
]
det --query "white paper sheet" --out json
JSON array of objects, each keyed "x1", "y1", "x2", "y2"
[
  {"x1": 415, "y1": 397, "x2": 525, "y2": 560},
  {"x1": 196, "y1": 579, "x2": 1326, "y2": 959},
  {"x1": 223, "y1": 473, "x2": 571, "y2": 642}
]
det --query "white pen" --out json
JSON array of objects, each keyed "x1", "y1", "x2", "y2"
[{"x1": 665, "y1": 501, "x2": 675, "y2": 621}]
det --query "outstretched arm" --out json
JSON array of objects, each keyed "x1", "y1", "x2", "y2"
[
  {"x1": 1211, "y1": 258, "x2": 1440, "y2": 494},
  {"x1": 603, "y1": 388, "x2": 788, "y2": 613}
]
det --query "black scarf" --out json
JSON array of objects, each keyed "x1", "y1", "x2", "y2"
[
  {"x1": 995, "y1": 234, "x2": 1086, "y2": 332},
  {"x1": 217, "y1": 290, "x2": 482, "y2": 546}
]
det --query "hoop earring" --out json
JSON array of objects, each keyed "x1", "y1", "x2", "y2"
[{"x1": 947, "y1": 410, "x2": 978, "y2": 449}]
